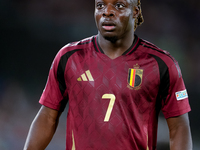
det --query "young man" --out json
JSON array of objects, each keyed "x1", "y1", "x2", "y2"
[{"x1": 24, "y1": 0, "x2": 192, "y2": 149}]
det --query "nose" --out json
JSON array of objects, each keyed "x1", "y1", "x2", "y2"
[{"x1": 103, "y1": 4, "x2": 115, "y2": 17}]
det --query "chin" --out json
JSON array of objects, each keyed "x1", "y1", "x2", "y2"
[{"x1": 104, "y1": 35, "x2": 118, "y2": 43}]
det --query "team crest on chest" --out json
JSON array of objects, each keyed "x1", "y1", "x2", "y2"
[{"x1": 127, "y1": 64, "x2": 143, "y2": 90}]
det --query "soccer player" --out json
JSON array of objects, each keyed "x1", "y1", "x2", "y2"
[{"x1": 24, "y1": 0, "x2": 192, "y2": 149}]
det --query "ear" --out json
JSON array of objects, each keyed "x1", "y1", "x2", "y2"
[{"x1": 133, "y1": 6, "x2": 139, "y2": 18}]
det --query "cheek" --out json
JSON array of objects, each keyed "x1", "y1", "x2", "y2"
[
  {"x1": 118, "y1": 10, "x2": 132, "y2": 21},
  {"x1": 118, "y1": 11, "x2": 133, "y2": 27},
  {"x1": 121, "y1": 9, "x2": 132, "y2": 17},
  {"x1": 118, "y1": 9, "x2": 132, "y2": 18},
  {"x1": 94, "y1": 11, "x2": 101, "y2": 24}
]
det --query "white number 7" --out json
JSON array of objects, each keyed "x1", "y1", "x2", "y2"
[{"x1": 102, "y1": 94, "x2": 116, "y2": 122}]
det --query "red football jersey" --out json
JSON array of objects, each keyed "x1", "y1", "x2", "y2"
[{"x1": 39, "y1": 35, "x2": 191, "y2": 150}]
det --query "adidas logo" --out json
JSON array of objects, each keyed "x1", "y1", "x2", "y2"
[{"x1": 77, "y1": 70, "x2": 94, "y2": 81}]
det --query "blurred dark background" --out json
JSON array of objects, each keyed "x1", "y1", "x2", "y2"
[{"x1": 0, "y1": 0, "x2": 199, "y2": 149}]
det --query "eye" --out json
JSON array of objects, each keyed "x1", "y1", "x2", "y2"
[
  {"x1": 115, "y1": 3, "x2": 125, "y2": 9},
  {"x1": 97, "y1": 3, "x2": 105, "y2": 9}
]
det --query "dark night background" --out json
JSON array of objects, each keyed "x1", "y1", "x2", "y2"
[{"x1": 0, "y1": 0, "x2": 200, "y2": 149}]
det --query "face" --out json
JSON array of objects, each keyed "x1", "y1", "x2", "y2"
[{"x1": 95, "y1": 0, "x2": 138, "y2": 42}]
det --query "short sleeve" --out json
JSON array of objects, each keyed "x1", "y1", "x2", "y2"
[
  {"x1": 161, "y1": 62, "x2": 191, "y2": 119},
  {"x1": 39, "y1": 50, "x2": 67, "y2": 111}
]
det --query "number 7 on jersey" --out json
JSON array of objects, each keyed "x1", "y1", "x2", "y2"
[{"x1": 102, "y1": 94, "x2": 116, "y2": 122}]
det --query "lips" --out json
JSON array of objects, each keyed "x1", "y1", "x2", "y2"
[{"x1": 102, "y1": 21, "x2": 116, "y2": 31}]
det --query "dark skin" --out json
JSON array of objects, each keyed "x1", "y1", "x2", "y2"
[
  {"x1": 23, "y1": 106, "x2": 60, "y2": 150},
  {"x1": 23, "y1": 0, "x2": 192, "y2": 149},
  {"x1": 95, "y1": 0, "x2": 138, "y2": 59},
  {"x1": 167, "y1": 113, "x2": 192, "y2": 150}
]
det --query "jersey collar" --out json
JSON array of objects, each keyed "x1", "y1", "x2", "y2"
[{"x1": 93, "y1": 34, "x2": 140, "y2": 55}]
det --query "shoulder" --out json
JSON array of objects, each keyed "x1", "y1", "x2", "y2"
[
  {"x1": 139, "y1": 38, "x2": 177, "y2": 66},
  {"x1": 138, "y1": 37, "x2": 182, "y2": 77},
  {"x1": 57, "y1": 36, "x2": 95, "y2": 57},
  {"x1": 139, "y1": 38, "x2": 170, "y2": 58},
  {"x1": 50, "y1": 36, "x2": 95, "y2": 71}
]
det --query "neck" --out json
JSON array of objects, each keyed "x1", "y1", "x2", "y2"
[{"x1": 97, "y1": 33, "x2": 135, "y2": 59}]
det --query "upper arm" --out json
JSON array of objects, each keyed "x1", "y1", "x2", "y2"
[
  {"x1": 23, "y1": 106, "x2": 62, "y2": 150},
  {"x1": 167, "y1": 113, "x2": 190, "y2": 132},
  {"x1": 161, "y1": 62, "x2": 191, "y2": 119},
  {"x1": 38, "y1": 105, "x2": 61, "y2": 123},
  {"x1": 31, "y1": 105, "x2": 62, "y2": 135},
  {"x1": 166, "y1": 113, "x2": 192, "y2": 150},
  {"x1": 39, "y1": 48, "x2": 69, "y2": 112}
]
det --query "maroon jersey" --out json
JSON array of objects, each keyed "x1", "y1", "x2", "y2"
[{"x1": 39, "y1": 35, "x2": 191, "y2": 150}]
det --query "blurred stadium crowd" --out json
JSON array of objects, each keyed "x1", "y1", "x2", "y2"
[{"x1": 0, "y1": 0, "x2": 200, "y2": 149}]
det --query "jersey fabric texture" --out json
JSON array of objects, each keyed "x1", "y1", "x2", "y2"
[{"x1": 39, "y1": 35, "x2": 191, "y2": 150}]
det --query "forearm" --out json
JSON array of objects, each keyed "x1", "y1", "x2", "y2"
[{"x1": 24, "y1": 107, "x2": 59, "y2": 150}]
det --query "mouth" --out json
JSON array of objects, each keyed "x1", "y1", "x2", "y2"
[{"x1": 102, "y1": 21, "x2": 116, "y2": 31}]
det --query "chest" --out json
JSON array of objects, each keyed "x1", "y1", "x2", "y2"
[{"x1": 64, "y1": 52, "x2": 160, "y2": 101}]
